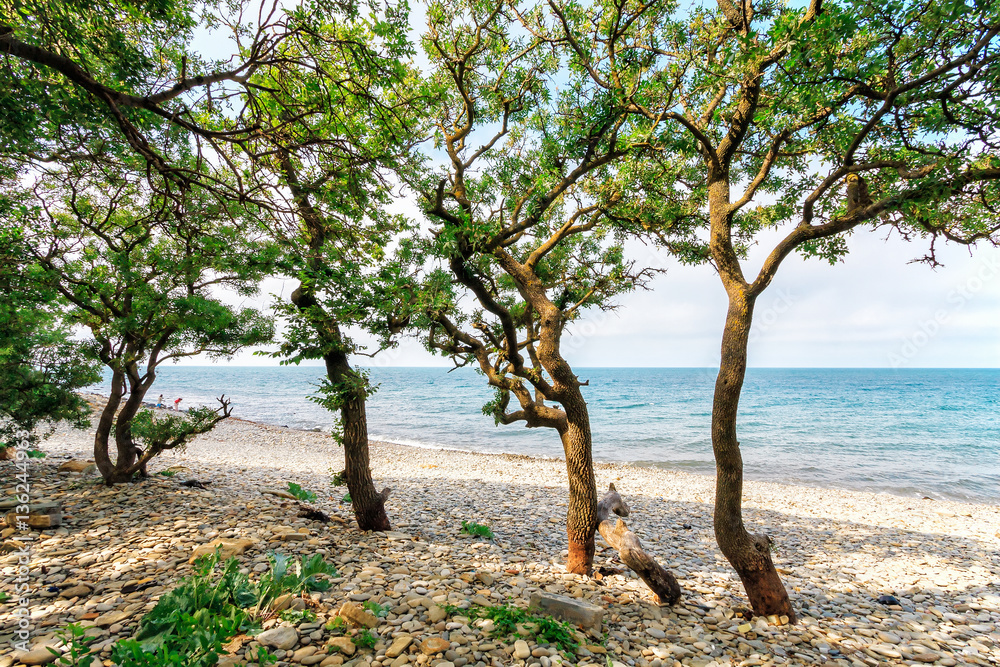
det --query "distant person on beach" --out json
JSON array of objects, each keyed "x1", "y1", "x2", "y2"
[
  {"x1": 156, "y1": 395, "x2": 164, "y2": 408},
  {"x1": 174, "y1": 397, "x2": 182, "y2": 411}
]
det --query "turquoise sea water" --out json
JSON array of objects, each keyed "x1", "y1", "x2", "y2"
[{"x1": 91, "y1": 367, "x2": 999, "y2": 504}]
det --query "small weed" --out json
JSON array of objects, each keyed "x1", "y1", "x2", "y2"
[
  {"x1": 329, "y1": 469, "x2": 346, "y2": 487},
  {"x1": 354, "y1": 628, "x2": 378, "y2": 650},
  {"x1": 279, "y1": 608, "x2": 316, "y2": 624},
  {"x1": 325, "y1": 616, "x2": 348, "y2": 634},
  {"x1": 0, "y1": 591, "x2": 9, "y2": 603},
  {"x1": 287, "y1": 482, "x2": 318, "y2": 503},
  {"x1": 362, "y1": 600, "x2": 389, "y2": 618},
  {"x1": 341, "y1": 492, "x2": 352, "y2": 504},
  {"x1": 157, "y1": 470, "x2": 177, "y2": 477},
  {"x1": 48, "y1": 623, "x2": 96, "y2": 666},
  {"x1": 460, "y1": 520, "x2": 494, "y2": 540},
  {"x1": 26, "y1": 449, "x2": 46, "y2": 458}
]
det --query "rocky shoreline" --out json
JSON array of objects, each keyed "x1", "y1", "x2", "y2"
[{"x1": 1, "y1": 408, "x2": 998, "y2": 667}]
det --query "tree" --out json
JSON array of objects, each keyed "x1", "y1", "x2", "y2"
[
  {"x1": 406, "y1": 0, "x2": 682, "y2": 576},
  {"x1": 0, "y1": 0, "x2": 318, "y2": 202},
  {"x1": 9, "y1": 162, "x2": 274, "y2": 483},
  {"x1": 540, "y1": 0, "x2": 1000, "y2": 617},
  {"x1": 0, "y1": 222, "x2": 101, "y2": 456},
  {"x1": 234, "y1": 0, "x2": 421, "y2": 530}
]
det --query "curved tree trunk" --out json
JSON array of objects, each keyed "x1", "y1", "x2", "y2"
[
  {"x1": 108, "y1": 380, "x2": 153, "y2": 484},
  {"x1": 325, "y1": 349, "x2": 391, "y2": 531},
  {"x1": 712, "y1": 290, "x2": 795, "y2": 621},
  {"x1": 94, "y1": 369, "x2": 125, "y2": 481},
  {"x1": 561, "y1": 393, "x2": 597, "y2": 575}
]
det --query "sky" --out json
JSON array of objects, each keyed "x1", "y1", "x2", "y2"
[
  {"x1": 181, "y1": 2, "x2": 1000, "y2": 370},
  {"x1": 210, "y1": 221, "x2": 999, "y2": 369}
]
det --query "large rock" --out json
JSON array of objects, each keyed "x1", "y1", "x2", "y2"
[
  {"x1": 528, "y1": 592, "x2": 604, "y2": 631},
  {"x1": 16, "y1": 647, "x2": 58, "y2": 664},
  {"x1": 57, "y1": 460, "x2": 97, "y2": 474},
  {"x1": 385, "y1": 635, "x2": 413, "y2": 658},
  {"x1": 257, "y1": 626, "x2": 299, "y2": 650},
  {"x1": 188, "y1": 538, "x2": 256, "y2": 564},
  {"x1": 326, "y1": 637, "x2": 355, "y2": 656},
  {"x1": 59, "y1": 584, "x2": 92, "y2": 599},
  {"x1": 419, "y1": 637, "x2": 449, "y2": 655},
  {"x1": 94, "y1": 610, "x2": 132, "y2": 628},
  {"x1": 337, "y1": 601, "x2": 377, "y2": 628},
  {"x1": 56, "y1": 460, "x2": 97, "y2": 474},
  {"x1": 0, "y1": 501, "x2": 62, "y2": 529},
  {"x1": 513, "y1": 640, "x2": 531, "y2": 660}
]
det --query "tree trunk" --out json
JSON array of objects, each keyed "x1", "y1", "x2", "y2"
[
  {"x1": 106, "y1": 378, "x2": 153, "y2": 484},
  {"x1": 325, "y1": 350, "x2": 391, "y2": 531},
  {"x1": 597, "y1": 484, "x2": 681, "y2": 605},
  {"x1": 560, "y1": 394, "x2": 597, "y2": 575},
  {"x1": 712, "y1": 290, "x2": 796, "y2": 621},
  {"x1": 94, "y1": 370, "x2": 125, "y2": 481}
]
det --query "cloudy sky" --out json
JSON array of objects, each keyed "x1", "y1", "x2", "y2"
[{"x1": 216, "y1": 225, "x2": 998, "y2": 369}]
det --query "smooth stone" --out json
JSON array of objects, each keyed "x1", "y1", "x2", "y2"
[
  {"x1": 59, "y1": 584, "x2": 92, "y2": 599},
  {"x1": 187, "y1": 537, "x2": 256, "y2": 564},
  {"x1": 385, "y1": 635, "x2": 414, "y2": 658},
  {"x1": 420, "y1": 637, "x2": 450, "y2": 655},
  {"x1": 327, "y1": 637, "x2": 356, "y2": 656},
  {"x1": 16, "y1": 649, "x2": 58, "y2": 666},
  {"x1": 528, "y1": 592, "x2": 604, "y2": 630},
  {"x1": 338, "y1": 601, "x2": 378, "y2": 628},
  {"x1": 257, "y1": 626, "x2": 299, "y2": 650},
  {"x1": 513, "y1": 640, "x2": 531, "y2": 660}
]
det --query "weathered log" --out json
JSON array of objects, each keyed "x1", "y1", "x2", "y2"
[{"x1": 596, "y1": 483, "x2": 681, "y2": 605}]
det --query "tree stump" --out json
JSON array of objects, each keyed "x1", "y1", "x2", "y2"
[{"x1": 596, "y1": 484, "x2": 681, "y2": 605}]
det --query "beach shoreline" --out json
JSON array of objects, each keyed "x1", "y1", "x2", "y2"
[{"x1": 76, "y1": 392, "x2": 998, "y2": 507}]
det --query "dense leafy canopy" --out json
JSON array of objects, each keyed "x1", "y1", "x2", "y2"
[{"x1": 0, "y1": 222, "x2": 101, "y2": 450}]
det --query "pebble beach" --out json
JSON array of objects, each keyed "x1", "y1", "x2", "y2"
[{"x1": 1, "y1": 399, "x2": 998, "y2": 667}]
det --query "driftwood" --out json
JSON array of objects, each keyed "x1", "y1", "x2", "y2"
[{"x1": 597, "y1": 483, "x2": 681, "y2": 605}]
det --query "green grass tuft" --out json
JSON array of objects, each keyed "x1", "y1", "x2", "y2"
[{"x1": 460, "y1": 520, "x2": 494, "y2": 539}]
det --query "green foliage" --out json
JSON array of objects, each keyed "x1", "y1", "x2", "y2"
[
  {"x1": 111, "y1": 554, "x2": 259, "y2": 667},
  {"x1": 354, "y1": 629, "x2": 379, "y2": 650},
  {"x1": 0, "y1": 591, "x2": 9, "y2": 603},
  {"x1": 48, "y1": 623, "x2": 97, "y2": 667},
  {"x1": 341, "y1": 492, "x2": 353, "y2": 504},
  {"x1": 462, "y1": 603, "x2": 579, "y2": 654},
  {"x1": 325, "y1": 616, "x2": 349, "y2": 634},
  {"x1": 157, "y1": 470, "x2": 177, "y2": 477},
  {"x1": 460, "y1": 521, "x2": 494, "y2": 540},
  {"x1": 3, "y1": 162, "x2": 276, "y2": 483},
  {"x1": 26, "y1": 450, "x2": 46, "y2": 459},
  {"x1": 279, "y1": 608, "x2": 316, "y2": 624},
  {"x1": 0, "y1": 224, "x2": 100, "y2": 450},
  {"x1": 255, "y1": 553, "x2": 337, "y2": 612},
  {"x1": 130, "y1": 406, "x2": 230, "y2": 457},
  {"x1": 287, "y1": 482, "x2": 318, "y2": 503},
  {"x1": 362, "y1": 600, "x2": 389, "y2": 618},
  {"x1": 109, "y1": 549, "x2": 333, "y2": 667},
  {"x1": 329, "y1": 469, "x2": 346, "y2": 487}
]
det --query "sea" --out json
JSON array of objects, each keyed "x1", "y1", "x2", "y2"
[{"x1": 88, "y1": 367, "x2": 999, "y2": 504}]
